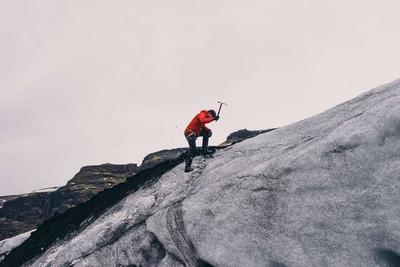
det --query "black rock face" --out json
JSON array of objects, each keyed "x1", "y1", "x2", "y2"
[
  {"x1": 0, "y1": 163, "x2": 138, "y2": 241},
  {"x1": 139, "y1": 148, "x2": 188, "y2": 171},
  {"x1": 219, "y1": 128, "x2": 276, "y2": 146},
  {"x1": 67, "y1": 163, "x2": 138, "y2": 185}
]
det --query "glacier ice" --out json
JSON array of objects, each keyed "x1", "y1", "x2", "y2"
[{"x1": 19, "y1": 79, "x2": 400, "y2": 266}]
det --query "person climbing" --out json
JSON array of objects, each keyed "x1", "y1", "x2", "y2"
[{"x1": 184, "y1": 109, "x2": 219, "y2": 172}]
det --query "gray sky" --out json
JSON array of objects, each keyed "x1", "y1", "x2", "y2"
[{"x1": 1, "y1": 0, "x2": 400, "y2": 195}]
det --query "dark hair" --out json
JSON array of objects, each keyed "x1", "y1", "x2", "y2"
[{"x1": 208, "y1": 110, "x2": 216, "y2": 117}]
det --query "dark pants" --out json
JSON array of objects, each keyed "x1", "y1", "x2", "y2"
[{"x1": 184, "y1": 128, "x2": 212, "y2": 169}]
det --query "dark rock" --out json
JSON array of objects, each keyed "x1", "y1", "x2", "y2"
[
  {"x1": 374, "y1": 248, "x2": 400, "y2": 267},
  {"x1": 67, "y1": 163, "x2": 138, "y2": 185},
  {"x1": 0, "y1": 196, "x2": 18, "y2": 209},
  {"x1": 0, "y1": 163, "x2": 138, "y2": 241},
  {"x1": 219, "y1": 128, "x2": 276, "y2": 147},
  {"x1": 139, "y1": 148, "x2": 187, "y2": 171}
]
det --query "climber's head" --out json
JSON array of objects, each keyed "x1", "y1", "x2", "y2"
[{"x1": 208, "y1": 109, "x2": 217, "y2": 118}]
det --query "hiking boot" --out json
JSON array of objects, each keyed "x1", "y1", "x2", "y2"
[
  {"x1": 185, "y1": 166, "x2": 194, "y2": 172},
  {"x1": 185, "y1": 156, "x2": 193, "y2": 172}
]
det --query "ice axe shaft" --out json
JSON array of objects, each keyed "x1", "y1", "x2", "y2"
[{"x1": 217, "y1": 101, "x2": 228, "y2": 117}]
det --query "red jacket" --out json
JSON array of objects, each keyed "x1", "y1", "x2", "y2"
[{"x1": 185, "y1": 110, "x2": 215, "y2": 135}]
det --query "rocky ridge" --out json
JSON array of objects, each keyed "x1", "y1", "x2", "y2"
[{"x1": 0, "y1": 163, "x2": 138, "y2": 241}]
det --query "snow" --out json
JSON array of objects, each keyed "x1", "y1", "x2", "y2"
[
  {"x1": 28, "y1": 79, "x2": 400, "y2": 266},
  {"x1": 0, "y1": 230, "x2": 35, "y2": 262},
  {"x1": 0, "y1": 199, "x2": 5, "y2": 209},
  {"x1": 32, "y1": 187, "x2": 60, "y2": 193}
]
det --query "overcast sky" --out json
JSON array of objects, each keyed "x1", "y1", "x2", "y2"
[{"x1": 1, "y1": 0, "x2": 400, "y2": 195}]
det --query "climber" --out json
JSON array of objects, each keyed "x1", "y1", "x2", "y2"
[{"x1": 184, "y1": 109, "x2": 219, "y2": 172}]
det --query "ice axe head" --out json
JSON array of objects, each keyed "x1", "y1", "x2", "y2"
[{"x1": 217, "y1": 101, "x2": 228, "y2": 117}]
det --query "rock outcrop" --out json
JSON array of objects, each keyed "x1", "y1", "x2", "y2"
[
  {"x1": 139, "y1": 148, "x2": 188, "y2": 171},
  {"x1": 0, "y1": 163, "x2": 138, "y2": 241},
  {"x1": 219, "y1": 128, "x2": 276, "y2": 147}
]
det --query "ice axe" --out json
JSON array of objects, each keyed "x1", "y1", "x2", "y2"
[{"x1": 217, "y1": 101, "x2": 228, "y2": 118}]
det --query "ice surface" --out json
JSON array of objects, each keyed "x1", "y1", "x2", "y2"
[
  {"x1": 28, "y1": 79, "x2": 400, "y2": 266},
  {"x1": 0, "y1": 230, "x2": 34, "y2": 262}
]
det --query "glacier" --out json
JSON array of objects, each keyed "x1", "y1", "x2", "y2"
[{"x1": 3, "y1": 79, "x2": 400, "y2": 266}]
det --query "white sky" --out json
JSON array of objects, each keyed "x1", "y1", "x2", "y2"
[{"x1": 1, "y1": 0, "x2": 400, "y2": 195}]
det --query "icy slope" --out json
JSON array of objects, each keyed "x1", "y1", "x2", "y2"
[
  {"x1": 8, "y1": 80, "x2": 400, "y2": 266},
  {"x1": 0, "y1": 230, "x2": 34, "y2": 262}
]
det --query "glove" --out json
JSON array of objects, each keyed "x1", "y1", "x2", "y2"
[{"x1": 214, "y1": 115, "x2": 220, "y2": 121}]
